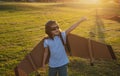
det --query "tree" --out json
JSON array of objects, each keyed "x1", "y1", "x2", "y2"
[
  {"x1": 114, "y1": 0, "x2": 120, "y2": 7},
  {"x1": 114, "y1": 0, "x2": 120, "y2": 3}
]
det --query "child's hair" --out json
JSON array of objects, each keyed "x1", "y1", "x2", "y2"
[{"x1": 45, "y1": 20, "x2": 59, "y2": 39}]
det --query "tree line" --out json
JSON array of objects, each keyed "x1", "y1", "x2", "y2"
[
  {"x1": 1, "y1": 0, "x2": 120, "y2": 3},
  {"x1": 1, "y1": 0, "x2": 79, "y2": 2}
]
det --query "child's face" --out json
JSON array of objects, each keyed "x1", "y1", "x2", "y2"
[{"x1": 51, "y1": 24, "x2": 60, "y2": 36}]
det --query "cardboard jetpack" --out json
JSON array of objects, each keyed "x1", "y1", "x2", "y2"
[{"x1": 14, "y1": 33, "x2": 116, "y2": 76}]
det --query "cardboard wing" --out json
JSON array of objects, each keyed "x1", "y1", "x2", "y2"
[
  {"x1": 14, "y1": 39, "x2": 49, "y2": 76},
  {"x1": 67, "y1": 34, "x2": 116, "y2": 60}
]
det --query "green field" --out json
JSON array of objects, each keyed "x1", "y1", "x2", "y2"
[{"x1": 0, "y1": 2, "x2": 120, "y2": 76}]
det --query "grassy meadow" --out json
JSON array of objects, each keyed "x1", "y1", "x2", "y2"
[{"x1": 0, "y1": 2, "x2": 120, "y2": 76}]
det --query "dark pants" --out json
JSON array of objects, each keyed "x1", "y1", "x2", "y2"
[{"x1": 48, "y1": 64, "x2": 68, "y2": 76}]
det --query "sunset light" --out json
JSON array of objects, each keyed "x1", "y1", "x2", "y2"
[
  {"x1": 79, "y1": 0, "x2": 100, "y2": 4},
  {"x1": 90, "y1": 0, "x2": 99, "y2": 3}
]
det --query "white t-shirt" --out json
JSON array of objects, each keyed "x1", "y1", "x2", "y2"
[{"x1": 44, "y1": 31, "x2": 69, "y2": 68}]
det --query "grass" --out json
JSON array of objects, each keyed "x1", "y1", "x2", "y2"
[{"x1": 0, "y1": 2, "x2": 120, "y2": 76}]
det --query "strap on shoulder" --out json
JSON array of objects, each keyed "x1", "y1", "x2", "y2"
[{"x1": 60, "y1": 32, "x2": 72, "y2": 56}]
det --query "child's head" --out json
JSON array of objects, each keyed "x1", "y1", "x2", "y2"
[{"x1": 45, "y1": 20, "x2": 60, "y2": 39}]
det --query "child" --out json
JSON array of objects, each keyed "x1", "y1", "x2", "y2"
[{"x1": 43, "y1": 17, "x2": 87, "y2": 76}]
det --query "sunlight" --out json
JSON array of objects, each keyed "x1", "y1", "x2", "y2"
[
  {"x1": 90, "y1": 0, "x2": 99, "y2": 3},
  {"x1": 79, "y1": 0, "x2": 100, "y2": 4}
]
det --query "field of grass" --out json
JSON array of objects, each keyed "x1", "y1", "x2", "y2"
[{"x1": 0, "y1": 2, "x2": 120, "y2": 76}]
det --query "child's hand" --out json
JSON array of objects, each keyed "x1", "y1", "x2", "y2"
[
  {"x1": 41, "y1": 64, "x2": 46, "y2": 73},
  {"x1": 42, "y1": 64, "x2": 46, "y2": 68}
]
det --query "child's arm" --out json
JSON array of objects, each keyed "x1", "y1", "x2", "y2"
[
  {"x1": 65, "y1": 17, "x2": 87, "y2": 35},
  {"x1": 42, "y1": 47, "x2": 49, "y2": 67}
]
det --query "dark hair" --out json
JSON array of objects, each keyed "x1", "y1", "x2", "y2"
[{"x1": 45, "y1": 20, "x2": 59, "y2": 39}]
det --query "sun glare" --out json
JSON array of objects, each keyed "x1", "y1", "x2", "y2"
[
  {"x1": 90, "y1": 0, "x2": 99, "y2": 3},
  {"x1": 79, "y1": 0, "x2": 100, "y2": 4}
]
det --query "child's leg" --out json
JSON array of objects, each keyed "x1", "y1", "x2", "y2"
[
  {"x1": 48, "y1": 67, "x2": 57, "y2": 76},
  {"x1": 58, "y1": 64, "x2": 68, "y2": 76}
]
